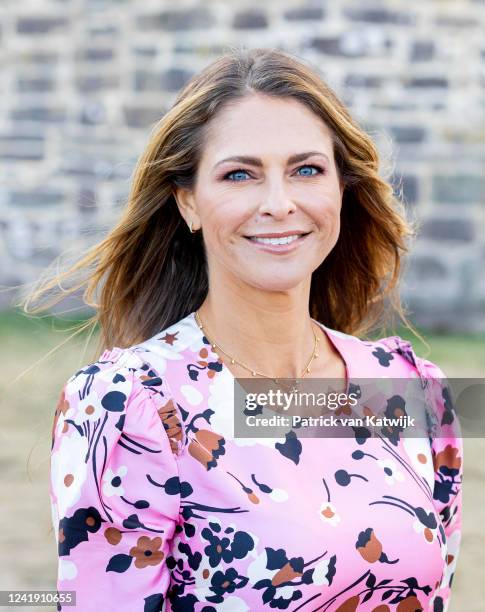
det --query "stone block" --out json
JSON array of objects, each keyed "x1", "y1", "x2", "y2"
[
  {"x1": 232, "y1": 9, "x2": 268, "y2": 29},
  {"x1": 76, "y1": 48, "x2": 115, "y2": 62},
  {"x1": 344, "y1": 8, "x2": 415, "y2": 25},
  {"x1": 78, "y1": 188, "x2": 97, "y2": 214},
  {"x1": 137, "y1": 8, "x2": 214, "y2": 31},
  {"x1": 80, "y1": 102, "x2": 107, "y2": 125},
  {"x1": 392, "y1": 174, "x2": 419, "y2": 205},
  {"x1": 75, "y1": 75, "x2": 120, "y2": 92},
  {"x1": 0, "y1": 133, "x2": 45, "y2": 160},
  {"x1": 420, "y1": 218, "x2": 475, "y2": 241},
  {"x1": 404, "y1": 77, "x2": 448, "y2": 88},
  {"x1": 432, "y1": 175, "x2": 485, "y2": 204},
  {"x1": 11, "y1": 107, "x2": 67, "y2": 123},
  {"x1": 123, "y1": 106, "x2": 165, "y2": 128},
  {"x1": 283, "y1": 6, "x2": 325, "y2": 21},
  {"x1": 18, "y1": 51, "x2": 59, "y2": 64},
  {"x1": 17, "y1": 17, "x2": 68, "y2": 34},
  {"x1": 17, "y1": 78, "x2": 56, "y2": 93},
  {"x1": 345, "y1": 74, "x2": 383, "y2": 88},
  {"x1": 407, "y1": 254, "x2": 448, "y2": 280},
  {"x1": 389, "y1": 126, "x2": 426, "y2": 144},
  {"x1": 9, "y1": 190, "x2": 65, "y2": 207},
  {"x1": 308, "y1": 36, "x2": 366, "y2": 57},
  {"x1": 410, "y1": 41, "x2": 434, "y2": 62},
  {"x1": 135, "y1": 68, "x2": 193, "y2": 92}
]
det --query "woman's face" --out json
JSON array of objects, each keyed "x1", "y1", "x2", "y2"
[{"x1": 175, "y1": 93, "x2": 344, "y2": 293}]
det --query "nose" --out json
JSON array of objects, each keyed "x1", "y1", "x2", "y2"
[{"x1": 257, "y1": 175, "x2": 297, "y2": 219}]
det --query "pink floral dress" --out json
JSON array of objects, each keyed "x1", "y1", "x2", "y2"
[{"x1": 49, "y1": 311, "x2": 462, "y2": 611}]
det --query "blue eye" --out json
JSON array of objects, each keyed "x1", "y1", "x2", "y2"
[
  {"x1": 297, "y1": 164, "x2": 324, "y2": 177},
  {"x1": 224, "y1": 169, "x2": 250, "y2": 182},
  {"x1": 222, "y1": 164, "x2": 325, "y2": 182}
]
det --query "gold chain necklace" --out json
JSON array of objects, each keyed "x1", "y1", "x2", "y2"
[{"x1": 194, "y1": 309, "x2": 320, "y2": 383}]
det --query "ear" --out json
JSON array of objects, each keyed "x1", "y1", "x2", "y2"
[{"x1": 173, "y1": 187, "x2": 200, "y2": 231}]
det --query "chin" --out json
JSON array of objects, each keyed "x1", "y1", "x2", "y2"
[{"x1": 244, "y1": 274, "x2": 307, "y2": 292}]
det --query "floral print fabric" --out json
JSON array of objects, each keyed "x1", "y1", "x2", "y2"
[{"x1": 50, "y1": 311, "x2": 462, "y2": 611}]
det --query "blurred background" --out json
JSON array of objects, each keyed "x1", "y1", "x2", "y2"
[{"x1": 0, "y1": 0, "x2": 484, "y2": 610}]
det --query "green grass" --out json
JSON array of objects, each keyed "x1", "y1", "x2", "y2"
[
  {"x1": 2, "y1": 308, "x2": 484, "y2": 376},
  {"x1": 0, "y1": 308, "x2": 97, "y2": 336},
  {"x1": 395, "y1": 326, "x2": 485, "y2": 370},
  {"x1": 0, "y1": 309, "x2": 485, "y2": 374}
]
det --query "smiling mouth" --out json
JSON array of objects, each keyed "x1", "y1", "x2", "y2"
[{"x1": 244, "y1": 232, "x2": 311, "y2": 246}]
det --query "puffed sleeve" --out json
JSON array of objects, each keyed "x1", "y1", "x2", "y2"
[
  {"x1": 49, "y1": 347, "x2": 182, "y2": 611},
  {"x1": 413, "y1": 355, "x2": 463, "y2": 609}
]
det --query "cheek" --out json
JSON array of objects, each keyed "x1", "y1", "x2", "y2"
[
  {"x1": 313, "y1": 201, "x2": 341, "y2": 231},
  {"x1": 204, "y1": 198, "x2": 249, "y2": 236},
  {"x1": 307, "y1": 182, "x2": 342, "y2": 215},
  {"x1": 201, "y1": 204, "x2": 244, "y2": 250}
]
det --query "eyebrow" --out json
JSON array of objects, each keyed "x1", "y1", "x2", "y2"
[{"x1": 213, "y1": 151, "x2": 330, "y2": 170}]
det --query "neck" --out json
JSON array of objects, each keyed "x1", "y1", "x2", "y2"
[{"x1": 196, "y1": 276, "x2": 320, "y2": 379}]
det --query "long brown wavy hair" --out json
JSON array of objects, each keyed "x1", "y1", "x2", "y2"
[{"x1": 19, "y1": 45, "x2": 424, "y2": 359}]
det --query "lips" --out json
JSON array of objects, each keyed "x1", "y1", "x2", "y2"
[
  {"x1": 244, "y1": 230, "x2": 311, "y2": 239},
  {"x1": 244, "y1": 232, "x2": 311, "y2": 253},
  {"x1": 248, "y1": 234, "x2": 304, "y2": 245}
]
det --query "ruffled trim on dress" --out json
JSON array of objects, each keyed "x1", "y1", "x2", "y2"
[
  {"x1": 99, "y1": 346, "x2": 185, "y2": 456},
  {"x1": 155, "y1": 397, "x2": 184, "y2": 456},
  {"x1": 379, "y1": 335, "x2": 445, "y2": 439}
]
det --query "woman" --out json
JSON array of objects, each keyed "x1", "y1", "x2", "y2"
[{"x1": 37, "y1": 48, "x2": 462, "y2": 610}]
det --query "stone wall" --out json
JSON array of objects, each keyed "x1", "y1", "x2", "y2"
[{"x1": 1, "y1": 0, "x2": 484, "y2": 330}]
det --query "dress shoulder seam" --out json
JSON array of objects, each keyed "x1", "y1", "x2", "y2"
[
  {"x1": 128, "y1": 361, "x2": 183, "y2": 523},
  {"x1": 126, "y1": 350, "x2": 185, "y2": 458}
]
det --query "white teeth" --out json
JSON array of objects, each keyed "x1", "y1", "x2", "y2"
[{"x1": 250, "y1": 234, "x2": 301, "y2": 245}]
